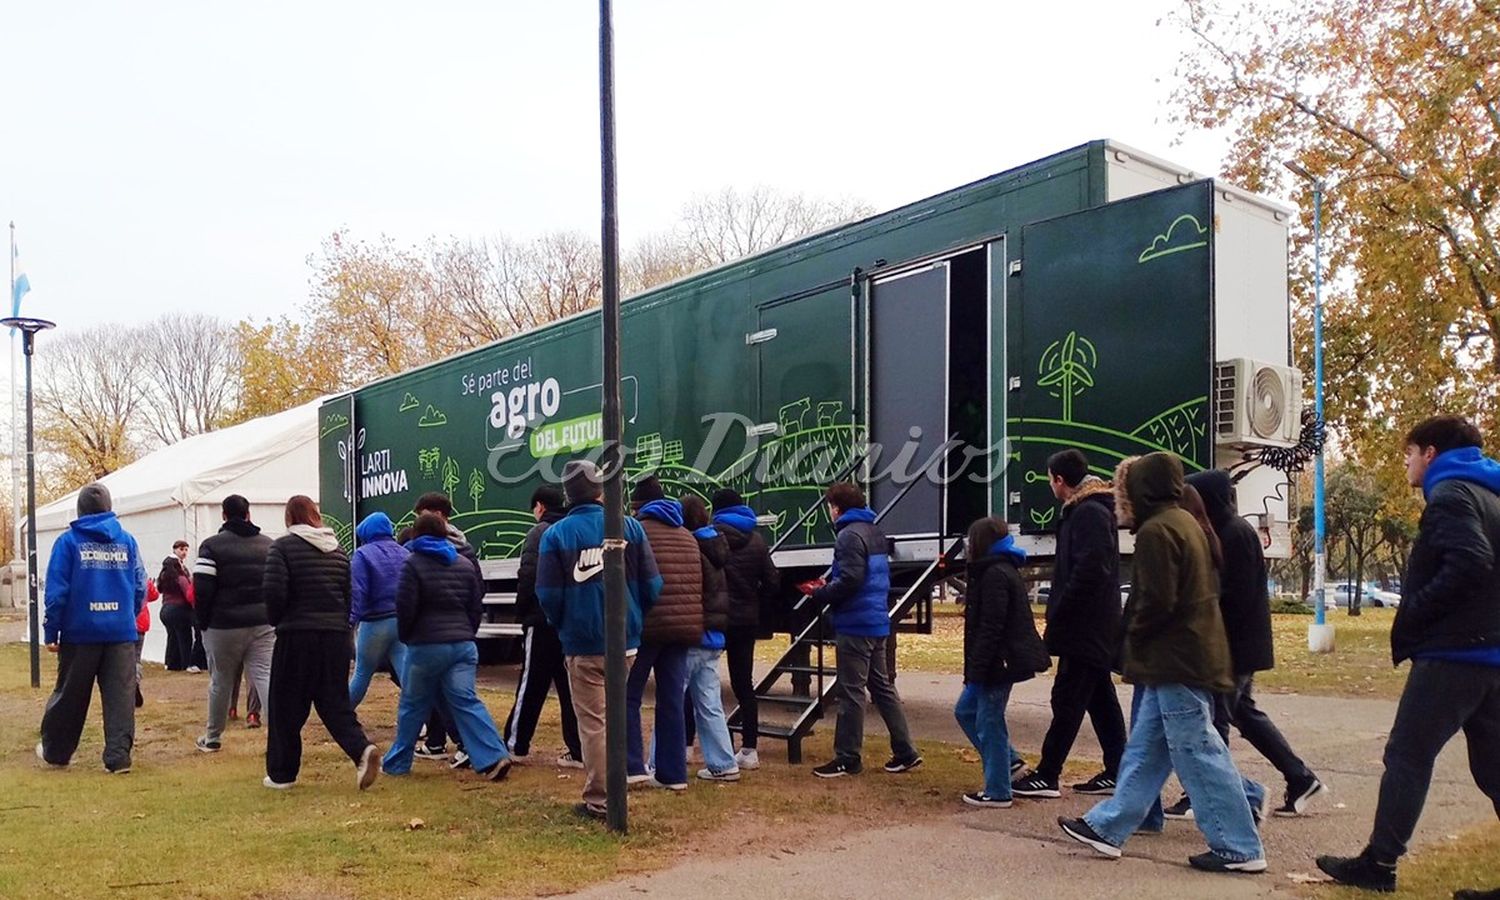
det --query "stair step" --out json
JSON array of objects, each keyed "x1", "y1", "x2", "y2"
[
  {"x1": 774, "y1": 665, "x2": 838, "y2": 676},
  {"x1": 755, "y1": 694, "x2": 816, "y2": 707},
  {"x1": 729, "y1": 723, "x2": 798, "y2": 739}
]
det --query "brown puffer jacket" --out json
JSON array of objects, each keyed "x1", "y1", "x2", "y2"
[{"x1": 639, "y1": 512, "x2": 705, "y2": 645}]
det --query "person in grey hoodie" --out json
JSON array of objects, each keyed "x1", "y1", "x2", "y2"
[{"x1": 261, "y1": 495, "x2": 378, "y2": 791}]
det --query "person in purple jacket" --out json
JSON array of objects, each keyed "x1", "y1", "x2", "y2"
[{"x1": 348, "y1": 512, "x2": 410, "y2": 707}]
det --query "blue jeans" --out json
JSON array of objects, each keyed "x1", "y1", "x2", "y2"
[
  {"x1": 1084, "y1": 684, "x2": 1264, "y2": 862},
  {"x1": 627, "y1": 642, "x2": 689, "y2": 785},
  {"x1": 381, "y1": 641, "x2": 507, "y2": 775},
  {"x1": 682, "y1": 647, "x2": 737, "y2": 773},
  {"x1": 349, "y1": 618, "x2": 406, "y2": 708},
  {"x1": 954, "y1": 683, "x2": 1015, "y2": 799}
]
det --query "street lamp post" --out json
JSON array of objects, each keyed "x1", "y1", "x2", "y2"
[
  {"x1": 3, "y1": 315, "x2": 57, "y2": 687},
  {"x1": 1283, "y1": 162, "x2": 1334, "y2": 653}
]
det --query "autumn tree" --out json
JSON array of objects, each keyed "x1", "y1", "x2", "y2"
[{"x1": 1173, "y1": 0, "x2": 1500, "y2": 459}]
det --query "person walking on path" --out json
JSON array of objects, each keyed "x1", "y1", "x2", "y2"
[
  {"x1": 955, "y1": 517, "x2": 1050, "y2": 808},
  {"x1": 37, "y1": 483, "x2": 147, "y2": 774},
  {"x1": 711, "y1": 488, "x2": 779, "y2": 771},
  {"x1": 407, "y1": 492, "x2": 474, "y2": 766},
  {"x1": 1013, "y1": 449, "x2": 1126, "y2": 800},
  {"x1": 626, "y1": 476, "x2": 703, "y2": 791},
  {"x1": 1057, "y1": 452, "x2": 1266, "y2": 875},
  {"x1": 1318, "y1": 415, "x2": 1500, "y2": 893},
  {"x1": 380, "y1": 512, "x2": 512, "y2": 782},
  {"x1": 347, "y1": 511, "x2": 409, "y2": 708},
  {"x1": 1163, "y1": 469, "x2": 1325, "y2": 820},
  {"x1": 193, "y1": 494, "x2": 275, "y2": 754},
  {"x1": 537, "y1": 460, "x2": 662, "y2": 821},
  {"x1": 503, "y1": 484, "x2": 583, "y2": 768},
  {"x1": 676, "y1": 494, "x2": 741, "y2": 783},
  {"x1": 157, "y1": 547, "x2": 196, "y2": 672},
  {"x1": 261, "y1": 495, "x2": 379, "y2": 791},
  {"x1": 809, "y1": 482, "x2": 921, "y2": 779}
]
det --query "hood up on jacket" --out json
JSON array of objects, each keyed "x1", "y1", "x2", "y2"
[
  {"x1": 639, "y1": 499, "x2": 685, "y2": 528},
  {"x1": 288, "y1": 523, "x2": 341, "y2": 553},
  {"x1": 1185, "y1": 469, "x2": 1235, "y2": 527},
  {"x1": 356, "y1": 511, "x2": 396, "y2": 544},
  {"x1": 1126, "y1": 452, "x2": 1184, "y2": 528},
  {"x1": 1423, "y1": 446, "x2": 1500, "y2": 499}
]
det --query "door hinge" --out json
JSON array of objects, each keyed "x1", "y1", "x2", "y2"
[
  {"x1": 745, "y1": 328, "x2": 778, "y2": 346},
  {"x1": 747, "y1": 422, "x2": 780, "y2": 437},
  {"x1": 1008, "y1": 376, "x2": 1022, "y2": 391},
  {"x1": 1008, "y1": 260, "x2": 1022, "y2": 276}
]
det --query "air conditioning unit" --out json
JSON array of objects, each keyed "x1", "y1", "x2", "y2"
[{"x1": 1215, "y1": 358, "x2": 1303, "y2": 448}]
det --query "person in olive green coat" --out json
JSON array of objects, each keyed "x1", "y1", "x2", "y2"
[{"x1": 1057, "y1": 453, "x2": 1266, "y2": 875}]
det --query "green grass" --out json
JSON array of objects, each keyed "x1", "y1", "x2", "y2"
[
  {"x1": 760, "y1": 605, "x2": 1410, "y2": 701},
  {"x1": 0, "y1": 645, "x2": 980, "y2": 899},
  {"x1": 1310, "y1": 823, "x2": 1500, "y2": 898}
]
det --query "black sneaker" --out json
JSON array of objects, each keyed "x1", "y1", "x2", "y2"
[
  {"x1": 812, "y1": 758, "x2": 862, "y2": 778},
  {"x1": 479, "y1": 758, "x2": 513, "y2": 782},
  {"x1": 1163, "y1": 795, "x2": 1193, "y2": 820},
  {"x1": 1070, "y1": 772, "x2": 1117, "y2": 795},
  {"x1": 1012, "y1": 774, "x2": 1061, "y2": 799},
  {"x1": 573, "y1": 802, "x2": 607, "y2": 821},
  {"x1": 1188, "y1": 851, "x2": 1268, "y2": 874},
  {"x1": 413, "y1": 743, "x2": 447, "y2": 761},
  {"x1": 1316, "y1": 853, "x2": 1396, "y2": 892},
  {"x1": 1057, "y1": 816, "x2": 1121, "y2": 859},
  {"x1": 883, "y1": 754, "x2": 923, "y2": 774},
  {"x1": 1274, "y1": 775, "x2": 1326, "y2": 817},
  {"x1": 195, "y1": 736, "x2": 221, "y2": 754},
  {"x1": 1454, "y1": 889, "x2": 1500, "y2": 900},
  {"x1": 962, "y1": 791, "x2": 1012, "y2": 808},
  {"x1": 449, "y1": 749, "x2": 471, "y2": 770}
]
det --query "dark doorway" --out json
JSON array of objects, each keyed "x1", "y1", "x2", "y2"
[{"x1": 945, "y1": 248, "x2": 990, "y2": 534}]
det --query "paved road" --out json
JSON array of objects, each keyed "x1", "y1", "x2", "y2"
[{"x1": 568, "y1": 671, "x2": 1494, "y2": 899}]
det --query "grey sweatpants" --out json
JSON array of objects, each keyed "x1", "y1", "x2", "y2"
[
  {"x1": 832, "y1": 633, "x2": 916, "y2": 765},
  {"x1": 40, "y1": 641, "x2": 136, "y2": 771},
  {"x1": 203, "y1": 625, "x2": 275, "y2": 743}
]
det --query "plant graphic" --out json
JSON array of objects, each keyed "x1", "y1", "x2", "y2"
[
  {"x1": 441, "y1": 457, "x2": 460, "y2": 497},
  {"x1": 468, "y1": 468, "x2": 486, "y2": 512},
  {"x1": 418, "y1": 448, "x2": 441, "y2": 478},
  {"x1": 1037, "y1": 331, "x2": 1097, "y2": 423},
  {"x1": 1030, "y1": 506, "x2": 1057, "y2": 528}
]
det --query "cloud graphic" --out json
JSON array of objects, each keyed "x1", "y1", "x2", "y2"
[
  {"x1": 319, "y1": 413, "x2": 350, "y2": 438},
  {"x1": 399, "y1": 392, "x2": 420, "y2": 412},
  {"x1": 1138, "y1": 214, "x2": 1209, "y2": 264},
  {"x1": 417, "y1": 405, "x2": 449, "y2": 428}
]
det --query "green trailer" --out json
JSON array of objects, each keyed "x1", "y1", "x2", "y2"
[{"x1": 317, "y1": 141, "x2": 1299, "y2": 756}]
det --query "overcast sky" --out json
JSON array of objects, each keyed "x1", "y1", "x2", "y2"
[{"x1": 2, "y1": 0, "x2": 1238, "y2": 333}]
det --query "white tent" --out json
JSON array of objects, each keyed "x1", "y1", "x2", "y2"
[{"x1": 31, "y1": 400, "x2": 320, "y2": 664}]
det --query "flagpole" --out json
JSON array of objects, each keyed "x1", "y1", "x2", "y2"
[{"x1": 8, "y1": 222, "x2": 20, "y2": 590}]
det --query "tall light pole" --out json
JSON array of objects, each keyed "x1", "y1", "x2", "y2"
[
  {"x1": 3, "y1": 315, "x2": 56, "y2": 687},
  {"x1": 1284, "y1": 162, "x2": 1333, "y2": 653},
  {"x1": 597, "y1": 0, "x2": 629, "y2": 833}
]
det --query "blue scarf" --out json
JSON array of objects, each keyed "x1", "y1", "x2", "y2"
[
  {"x1": 1423, "y1": 446, "x2": 1500, "y2": 499},
  {"x1": 712, "y1": 504, "x2": 758, "y2": 534},
  {"x1": 989, "y1": 534, "x2": 1028, "y2": 564},
  {"x1": 692, "y1": 525, "x2": 718, "y2": 541},
  {"x1": 407, "y1": 535, "x2": 457, "y2": 564},
  {"x1": 638, "y1": 499, "x2": 684, "y2": 528}
]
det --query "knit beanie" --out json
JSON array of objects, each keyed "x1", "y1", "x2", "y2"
[{"x1": 77, "y1": 483, "x2": 112, "y2": 517}]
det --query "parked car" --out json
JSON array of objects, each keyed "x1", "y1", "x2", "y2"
[
  {"x1": 1363, "y1": 584, "x2": 1401, "y2": 608},
  {"x1": 1031, "y1": 583, "x2": 1051, "y2": 606}
]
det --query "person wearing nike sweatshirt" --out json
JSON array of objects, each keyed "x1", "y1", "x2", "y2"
[
  {"x1": 1319, "y1": 415, "x2": 1500, "y2": 893},
  {"x1": 261, "y1": 495, "x2": 378, "y2": 791},
  {"x1": 38, "y1": 483, "x2": 147, "y2": 773},
  {"x1": 537, "y1": 461, "x2": 662, "y2": 820},
  {"x1": 380, "y1": 512, "x2": 512, "y2": 782}
]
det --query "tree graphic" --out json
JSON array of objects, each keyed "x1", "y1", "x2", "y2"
[
  {"x1": 418, "y1": 448, "x2": 441, "y2": 478},
  {"x1": 468, "y1": 468, "x2": 486, "y2": 512},
  {"x1": 441, "y1": 457, "x2": 460, "y2": 497},
  {"x1": 1037, "y1": 331, "x2": 1098, "y2": 423}
]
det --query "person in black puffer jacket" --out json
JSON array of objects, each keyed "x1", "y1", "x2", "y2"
[
  {"x1": 503, "y1": 485, "x2": 582, "y2": 767},
  {"x1": 380, "y1": 512, "x2": 513, "y2": 783},
  {"x1": 1186, "y1": 469, "x2": 1324, "y2": 819},
  {"x1": 1015, "y1": 448, "x2": 1127, "y2": 800},
  {"x1": 677, "y1": 495, "x2": 740, "y2": 782},
  {"x1": 711, "y1": 488, "x2": 779, "y2": 770},
  {"x1": 955, "y1": 517, "x2": 1049, "y2": 808},
  {"x1": 261, "y1": 495, "x2": 378, "y2": 791}
]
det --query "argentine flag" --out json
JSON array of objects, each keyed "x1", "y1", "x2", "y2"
[{"x1": 11, "y1": 242, "x2": 30, "y2": 317}]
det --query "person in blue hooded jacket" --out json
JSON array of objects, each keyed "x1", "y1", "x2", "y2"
[
  {"x1": 808, "y1": 482, "x2": 921, "y2": 779},
  {"x1": 38, "y1": 483, "x2": 147, "y2": 773},
  {"x1": 1319, "y1": 415, "x2": 1500, "y2": 893},
  {"x1": 954, "y1": 517, "x2": 1050, "y2": 808},
  {"x1": 348, "y1": 511, "x2": 410, "y2": 708}
]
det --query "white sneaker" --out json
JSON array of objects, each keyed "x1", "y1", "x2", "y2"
[
  {"x1": 697, "y1": 767, "x2": 741, "y2": 782},
  {"x1": 356, "y1": 745, "x2": 379, "y2": 790},
  {"x1": 263, "y1": 776, "x2": 295, "y2": 790},
  {"x1": 556, "y1": 752, "x2": 585, "y2": 769},
  {"x1": 187, "y1": 666, "x2": 203, "y2": 674},
  {"x1": 626, "y1": 772, "x2": 653, "y2": 786},
  {"x1": 734, "y1": 748, "x2": 761, "y2": 770},
  {"x1": 648, "y1": 776, "x2": 688, "y2": 791}
]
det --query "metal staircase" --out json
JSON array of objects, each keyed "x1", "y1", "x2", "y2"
[{"x1": 726, "y1": 461, "x2": 964, "y2": 764}]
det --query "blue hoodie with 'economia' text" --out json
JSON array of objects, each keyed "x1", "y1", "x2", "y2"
[{"x1": 44, "y1": 511, "x2": 147, "y2": 644}]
